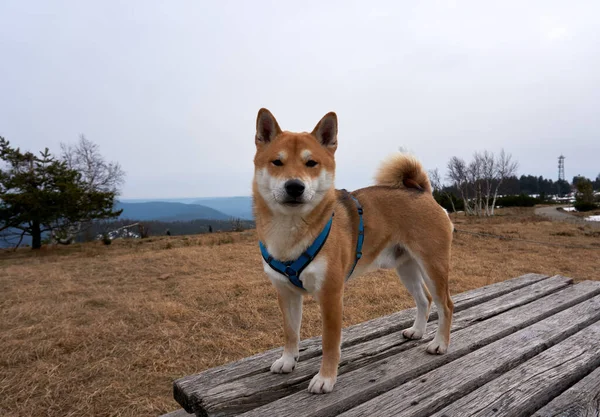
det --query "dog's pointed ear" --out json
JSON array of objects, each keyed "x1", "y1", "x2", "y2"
[
  {"x1": 255, "y1": 108, "x2": 282, "y2": 145},
  {"x1": 311, "y1": 112, "x2": 338, "y2": 151}
]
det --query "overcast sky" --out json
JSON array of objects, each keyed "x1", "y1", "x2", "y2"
[{"x1": 1, "y1": 1, "x2": 598, "y2": 198}]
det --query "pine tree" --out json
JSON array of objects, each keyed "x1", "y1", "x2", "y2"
[
  {"x1": 574, "y1": 177, "x2": 597, "y2": 212},
  {"x1": 0, "y1": 137, "x2": 122, "y2": 249}
]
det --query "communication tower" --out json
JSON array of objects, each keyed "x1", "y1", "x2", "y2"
[{"x1": 558, "y1": 155, "x2": 565, "y2": 182}]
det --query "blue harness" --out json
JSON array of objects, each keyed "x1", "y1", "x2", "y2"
[{"x1": 259, "y1": 193, "x2": 364, "y2": 290}]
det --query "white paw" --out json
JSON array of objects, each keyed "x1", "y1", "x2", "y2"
[
  {"x1": 402, "y1": 326, "x2": 424, "y2": 340},
  {"x1": 270, "y1": 353, "x2": 297, "y2": 374},
  {"x1": 426, "y1": 337, "x2": 448, "y2": 355},
  {"x1": 308, "y1": 372, "x2": 336, "y2": 394}
]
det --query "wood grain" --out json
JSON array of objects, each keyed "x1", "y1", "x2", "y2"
[
  {"x1": 431, "y1": 324, "x2": 600, "y2": 416},
  {"x1": 237, "y1": 281, "x2": 600, "y2": 417},
  {"x1": 174, "y1": 273, "x2": 549, "y2": 414},
  {"x1": 532, "y1": 366, "x2": 600, "y2": 417},
  {"x1": 338, "y1": 294, "x2": 600, "y2": 417},
  {"x1": 190, "y1": 276, "x2": 572, "y2": 416}
]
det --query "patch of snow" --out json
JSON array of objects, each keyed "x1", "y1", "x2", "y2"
[
  {"x1": 562, "y1": 207, "x2": 577, "y2": 212},
  {"x1": 585, "y1": 215, "x2": 600, "y2": 222},
  {"x1": 96, "y1": 229, "x2": 140, "y2": 240}
]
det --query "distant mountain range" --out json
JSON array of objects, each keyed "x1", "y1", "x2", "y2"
[
  {"x1": 191, "y1": 197, "x2": 253, "y2": 220},
  {"x1": 0, "y1": 196, "x2": 254, "y2": 248},
  {"x1": 118, "y1": 196, "x2": 254, "y2": 220},
  {"x1": 115, "y1": 201, "x2": 230, "y2": 222}
]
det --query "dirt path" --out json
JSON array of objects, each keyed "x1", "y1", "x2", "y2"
[{"x1": 534, "y1": 206, "x2": 600, "y2": 229}]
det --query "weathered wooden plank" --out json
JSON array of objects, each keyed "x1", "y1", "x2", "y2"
[
  {"x1": 337, "y1": 274, "x2": 570, "y2": 373},
  {"x1": 430, "y1": 325, "x2": 600, "y2": 417},
  {"x1": 531, "y1": 366, "x2": 600, "y2": 417},
  {"x1": 189, "y1": 276, "x2": 572, "y2": 416},
  {"x1": 338, "y1": 295, "x2": 600, "y2": 417},
  {"x1": 241, "y1": 282, "x2": 600, "y2": 417},
  {"x1": 339, "y1": 273, "x2": 552, "y2": 346},
  {"x1": 174, "y1": 273, "x2": 549, "y2": 413}
]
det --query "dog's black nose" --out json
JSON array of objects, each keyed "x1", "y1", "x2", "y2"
[{"x1": 284, "y1": 180, "x2": 305, "y2": 198}]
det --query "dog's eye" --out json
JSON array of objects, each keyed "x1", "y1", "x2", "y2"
[
  {"x1": 306, "y1": 160, "x2": 318, "y2": 167},
  {"x1": 272, "y1": 160, "x2": 284, "y2": 167}
]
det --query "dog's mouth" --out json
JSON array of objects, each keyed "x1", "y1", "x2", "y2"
[{"x1": 282, "y1": 199, "x2": 304, "y2": 207}]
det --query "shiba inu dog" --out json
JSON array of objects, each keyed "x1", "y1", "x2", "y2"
[{"x1": 252, "y1": 108, "x2": 454, "y2": 394}]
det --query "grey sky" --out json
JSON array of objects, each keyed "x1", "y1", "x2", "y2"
[{"x1": 1, "y1": 1, "x2": 598, "y2": 199}]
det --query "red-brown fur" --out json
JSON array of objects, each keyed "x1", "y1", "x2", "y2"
[{"x1": 253, "y1": 108, "x2": 454, "y2": 393}]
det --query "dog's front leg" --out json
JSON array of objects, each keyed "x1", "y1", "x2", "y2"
[
  {"x1": 308, "y1": 284, "x2": 343, "y2": 394},
  {"x1": 270, "y1": 287, "x2": 303, "y2": 374}
]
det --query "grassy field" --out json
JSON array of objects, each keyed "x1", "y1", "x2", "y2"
[{"x1": 1, "y1": 207, "x2": 599, "y2": 417}]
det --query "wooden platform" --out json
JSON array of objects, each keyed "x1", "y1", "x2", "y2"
[{"x1": 165, "y1": 274, "x2": 600, "y2": 417}]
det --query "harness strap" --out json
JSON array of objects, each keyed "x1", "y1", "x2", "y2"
[
  {"x1": 259, "y1": 215, "x2": 334, "y2": 290},
  {"x1": 259, "y1": 192, "x2": 365, "y2": 290},
  {"x1": 346, "y1": 194, "x2": 364, "y2": 279}
]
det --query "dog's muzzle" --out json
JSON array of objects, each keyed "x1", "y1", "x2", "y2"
[{"x1": 283, "y1": 180, "x2": 305, "y2": 205}]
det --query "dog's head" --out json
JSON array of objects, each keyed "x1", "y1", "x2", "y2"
[{"x1": 253, "y1": 108, "x2": 337, "y2": 215}]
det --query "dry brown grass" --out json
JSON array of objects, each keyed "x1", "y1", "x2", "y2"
[{"x1": 1, "y1": 208, "x2": 599, "y2": 416}]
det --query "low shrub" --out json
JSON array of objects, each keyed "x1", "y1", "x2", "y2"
[
  {"x1": 495, "y1": 194, "x2": 541, "y2": 207},
  {"x1": 573, "y1": 201, "x2": 598, "y2": 212}
]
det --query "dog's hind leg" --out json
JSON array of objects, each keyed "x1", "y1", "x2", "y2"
[
  {"x1": 396, "y1": 258, "x2": 432, "y2": 340},
  {"x1": 270, "y1": 287, "x2": 303, "y2": 374},
  {"x1": 418, "y1": 256, "x2": 454, "y2": 354}
]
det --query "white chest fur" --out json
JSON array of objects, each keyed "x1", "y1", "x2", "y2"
[{"x1": 263, "y1": 256, "x2": 328, "y2": 294}]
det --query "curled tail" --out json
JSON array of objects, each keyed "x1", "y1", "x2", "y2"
[{"x1": 375, "y1": 153, "x2": 432, "y2": 193}]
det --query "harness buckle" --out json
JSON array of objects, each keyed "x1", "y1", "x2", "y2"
[{"x1": 285, "y1": 266, "x2": 297, "y2": 277}]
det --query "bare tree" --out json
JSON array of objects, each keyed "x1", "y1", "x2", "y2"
[
  {"x1": 61, "y1": 135, "x2": 125, "y2": 194},
  {"x1": 467, "y1": 153, "x2": 484, "y2": 216},
  {"x1": 447, "y1": 156, "x2": 472, "y2": 215},
  {"x1": 53, "y1": 135, "x2": 125, "y2": 243},
  {"x1": 490, "y1": 149, "x2": 518, "y2": 215},
  {"x1": 447, "y1": 150, "x2": 518, "y2": 216},
  {"x1": 480, "y1": 150, "x2": 496, "y2": 216},
  {"x1": 428, "y1": 168, "x2": 442, "y2": 193},
  {"x1": 429, "y1": 168, "x2": 456, "y2": 212},
  {"x1": 138, "y1": 223, "x2": 150, "y2": 238},
  {"x1": 230, "y1": 217, "x2": 244, "y2": 232}
]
